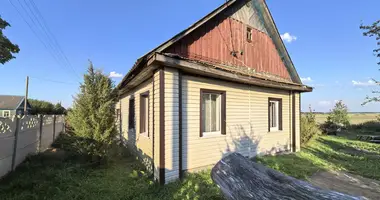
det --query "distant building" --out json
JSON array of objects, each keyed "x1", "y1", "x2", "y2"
[{"x1": 0, "y1": 95, "x2": 32, "y2": 117}]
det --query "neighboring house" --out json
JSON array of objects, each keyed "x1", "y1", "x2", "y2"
[
  {"x1": 0, "y1": 95, "x2": 32, "y2": 117},
  {"x1": 116, "y1": 0, "x2": 312, "y2": 184}
]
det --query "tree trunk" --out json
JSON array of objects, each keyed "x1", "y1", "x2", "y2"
[{"x1": 211, "y1": 153, "x2": 364, "y2": 200}]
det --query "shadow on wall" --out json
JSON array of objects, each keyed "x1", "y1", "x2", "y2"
[{"x1": 121, "y1": 93, "x2": 154, "y2": 175}]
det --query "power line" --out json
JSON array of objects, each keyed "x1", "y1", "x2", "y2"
[
  {"x1": 27, "y1": 0, "x2": 80, "y2": 78},
  {"x1": 8, "y1": 0, "x2": 80, "y2": 80},
  {"x1": 29, "y1": 76, "x2": 78, "y2": 85}
]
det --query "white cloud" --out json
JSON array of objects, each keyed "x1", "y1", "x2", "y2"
[
  {"x1": 318, "y1": 100, "x2": 332, "y2": 106},
  {"x1": 280, "y1": 32, "x2": 297, "y2": 43},
  {"x1": 109, "y1": 71, "x2": 123, "y2": 78},
  {"x1": 301, "y1": 77, "x2": 313, "y2": 83},
  {"x1": 352, "y1": 80, "x2": 377, "y2": 86}
]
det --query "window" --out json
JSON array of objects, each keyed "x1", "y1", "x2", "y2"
[
  {"x1": 3, "y1": 111, "x2": 10, "y2": 118},
  {"x1": 268, "y1": 98, "x2": 282, "y2": 132},
  {"x1": 200, "y1": 89, "x2": 226, "y2": 137},
  {"x1": 128, "y1": 98, "x2": 135, "y2": 130},
  {"x1": 140, "y1": 92, "x2": 149, "y2": 135},
  {"x1": 246, "y1": 27, "x2": 252, "y2": 42}
]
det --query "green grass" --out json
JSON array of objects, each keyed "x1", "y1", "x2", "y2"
[
  {"x1": 313, "y1": 113, "x2": 379, "y2": 124},
  {"x1": 2, "y1": 119, "x2": 380, "y2": 199},
  {"x1": 256, "y1": 135, "x2": 380, "y2": 181},
  {"x1": 0, "y1": 135, "x2": 223, "y2": 200}
]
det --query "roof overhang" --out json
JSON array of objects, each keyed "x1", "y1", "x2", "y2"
[{"x1": 119, "y1": 53, "x2": 312, "y2": 95}]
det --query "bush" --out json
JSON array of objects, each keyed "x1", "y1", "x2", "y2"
[
  {"x1": 301, "y1": 107, "x2": 321, "y2": 145},
  {"x1": 67, "y1": 62, "x2": 117, "y2": 158}
]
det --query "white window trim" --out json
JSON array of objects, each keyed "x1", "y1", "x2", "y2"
[
  {"x1": 202, "y1": 92, "x2": 222, "y2": 136},
  {"x1": 269, "y1": 100, "x2": 279, "y2": 132}
]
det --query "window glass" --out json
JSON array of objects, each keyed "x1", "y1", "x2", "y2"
[
  {"x1": 202, "y1": 93, "x2": 221, "y2": 133},
  {"x1": 269, "y1": 100, "x2": 280, "y2": 131},
  {"x1": 140, "y1": 94, "x2": 149, "y2": 135},
  {"x1": 129, "y1": 98, "x2": 135, "y2": 130}
]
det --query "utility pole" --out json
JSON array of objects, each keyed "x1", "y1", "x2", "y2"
[{"x1": 24, "y1": 76, "x2": 29, "y2": 115}]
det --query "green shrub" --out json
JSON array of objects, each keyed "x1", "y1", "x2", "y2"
[
  {"x1": 301, "y1": 107, "x2": 321, "y2": 145},
  {"x1": 67, "y1": 62, "x2": 117, "y2": 158}
]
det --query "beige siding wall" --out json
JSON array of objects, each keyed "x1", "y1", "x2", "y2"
[
  {"x1": 181, "y1": 75, "x2": 292, "y2": 170},
  {"x1": 120, "y1": 78, "x2": 154, "y2": 172},
  {"x1": 295, "y1": 92, "x2": 301, "y2": 151},
  {"x1": 164, "y1": 67, "x2": 180, "y2": 183},
  {"x1": 153, "y1": 70, "x2": 160, "y2": 180}
]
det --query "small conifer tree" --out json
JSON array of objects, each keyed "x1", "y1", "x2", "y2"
[{"x1": 68, "y1": 61, "x2": 117, "y2": 156}]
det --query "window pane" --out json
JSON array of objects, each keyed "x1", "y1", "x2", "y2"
[
  {"x1": 273, "y1": 102, "x2": 277, "y2": 127},
  {"x1": 129, "y1": 99, "x2": 135, "y2": 129},
  {"x1": 140, "y1": 95, "x2": 148, "y2": 133},
  {"x1": 202, "y1": 94, "x2": 211, "y2": 132},
  {"x1": 269, "y1": 101, "x2": 278, "y2": 129},
  {"x1": 202, "y1": 92, "x2": 222, "y2": 133},
  {"x1": 145, "y1": 97, "x2": 149, "y2": 133}
]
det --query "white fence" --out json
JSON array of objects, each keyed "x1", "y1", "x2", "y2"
[{"x1": 0, "y1": 115, "x2": 65, "y2": 179}]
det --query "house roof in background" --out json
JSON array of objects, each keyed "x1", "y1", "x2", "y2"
[{"x1": 0, "y1": 95, "x2": 25, "y2": 110}]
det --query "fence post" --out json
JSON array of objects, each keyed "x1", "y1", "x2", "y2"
[
  {"x1": 38, "y1": 115, "x2": 43, "y2": 153},
  {"x1": 11, "y1": 116, "x2": 20, "y2": 171}
]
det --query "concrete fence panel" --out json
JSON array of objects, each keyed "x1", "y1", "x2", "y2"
[
  {"x1": 14, "y1": 116, "x2": 41, "y2": 167},
  {"x1": 54, "y1": 115, "x2": 64, "y2": 139},
  {"x1": 40, "y1": 115, "x2": 55, "y2": 151},
  {"x1": 0, "y1": 115, "x2": 65, "y2": 179},
  {"x1": 0, "y1": 117, "x2": 17, "y2": 178}
]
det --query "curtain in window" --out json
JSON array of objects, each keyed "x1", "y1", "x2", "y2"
[{"x1": 202, "y1": 93, "x2": 221, "y2": 132}]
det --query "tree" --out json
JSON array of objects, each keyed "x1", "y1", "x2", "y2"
[
  {"x1": 67, "y1": 61, "x2": 117, "y2": 157},
  {"x1": 29, "y1": 99, "x2": 65, "y2": 115},
  {"x1": 360, "y1": 20, "x2": 380, "y2": 104},
  {"x1": 0, "y1": 16, "x2": 20, "y2": 64},
  {"x1": 53, "y1": 102, "x2": 66, "y2": 115},
  {"x1": 327, "y1": 100, "x2": 350, "y2": 127}
]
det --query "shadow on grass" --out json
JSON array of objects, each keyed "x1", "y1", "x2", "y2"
[
  {"x1": 306, "y1": 137, "x2": 380, "y2": 180},
  {"x1": 254, "y1": 153, "x2": 323, "y2": 180},
  {"x1": 0, "y1": 133, "x2": 223, "y2": 200}
]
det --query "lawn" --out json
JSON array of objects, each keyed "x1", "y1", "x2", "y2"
[
  {"x1": 256, "y1": 134, "x2": 380, "y2": 181},
  {"x1": 0, "y1": 135, "x2": 223, "y2": 200},
  {"x1": 2, "y1": 121, "x2": 380, "y2": 199}
]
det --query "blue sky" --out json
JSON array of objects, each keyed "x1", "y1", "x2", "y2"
[{"x1": 1, "y1": 0, "x2": 379, "y2": 112}]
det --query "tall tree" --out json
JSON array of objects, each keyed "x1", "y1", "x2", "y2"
[
  {"x1": 360, "y1": 20, "x2": 380, "y2": 104},
  {"x1": 0, "y1": 16, "x2": 20, "y2": 64},
  {"x1": 67, "y1": 61, "x2": 117, "y2": 156}
]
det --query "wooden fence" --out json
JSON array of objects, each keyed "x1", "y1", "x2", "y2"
[{"x1": 0, "y1": 115, "x2": 65, "y2": 179}]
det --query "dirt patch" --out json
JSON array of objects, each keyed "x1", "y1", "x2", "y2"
[{"x1": 310, "y1": 171, "x2": 380, "y2": 199}]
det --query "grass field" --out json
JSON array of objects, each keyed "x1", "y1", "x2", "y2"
[
  {"x1": 312, "y1": 113, "x2": 379, "y2": 124},
  {"x1": 256, "y1": 135, "x2": 380, "y2": 181}
]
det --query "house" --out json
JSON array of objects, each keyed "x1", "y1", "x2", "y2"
[
  {"x1": 116, "y1": 0, "x2": 312, "y2": 184},
  {"x1": 0, "y1": 95, "x2": 31, "y2": 117}
]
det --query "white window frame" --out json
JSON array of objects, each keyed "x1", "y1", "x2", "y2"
[
  {"x1": 201, "y1": 92, "x2": 222, "y2": 136},
  {"x1": 269, "y1": 100, "x2": 279, "y2": 132}
]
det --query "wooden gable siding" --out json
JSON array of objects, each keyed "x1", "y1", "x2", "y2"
[{"x1": 165, "y1": 16, "x2": 291, "y2": 80}]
